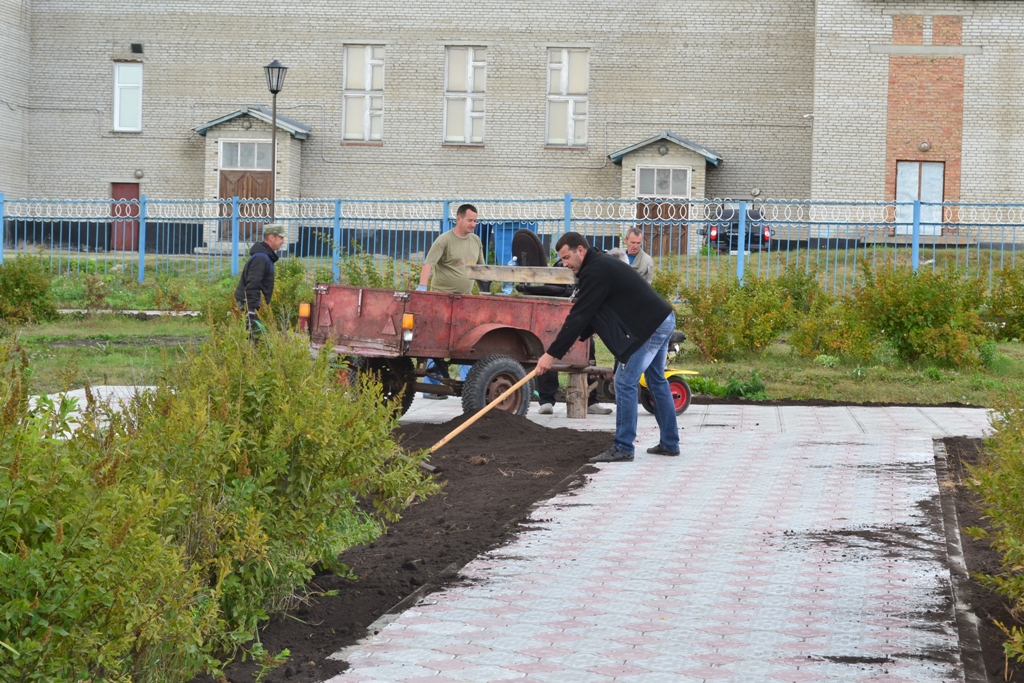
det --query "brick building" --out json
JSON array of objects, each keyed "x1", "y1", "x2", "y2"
[{"x1": 1, "y1": 0, "x2": 1021, "y2": 207}]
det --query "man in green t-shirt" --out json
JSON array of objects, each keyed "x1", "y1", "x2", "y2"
[
  {"x1": 416, "y1": 203, "x2": 486, "y2": 398},
  {"x1": 417, "y1": 203, "x2": 485, "y2": 294}
]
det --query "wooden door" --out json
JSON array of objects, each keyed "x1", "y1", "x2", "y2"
[
  {"x1": 111, "y1": 182, "x2": 140, "y2": 251},
  {"x1": 219, "y1": 170, "x2": 272, "y2": 241},
  {"x1": 635, "y1": 200, "x2": 688, "y2": 258}
]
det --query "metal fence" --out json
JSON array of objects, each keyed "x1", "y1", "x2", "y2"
[{"x1": 2, "y1": 193, "x2": 1022, "y2": 295}]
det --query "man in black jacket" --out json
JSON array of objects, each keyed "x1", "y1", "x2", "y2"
[
  {"x1": 536, "y1": 232, "x2": 679, "y2": 462},
  {"x1": 234, "y1": 223, "x2": 287, "y2": 338}
]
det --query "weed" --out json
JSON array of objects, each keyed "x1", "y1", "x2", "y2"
[{"x1": 814, "y1": 354, "x2": 839, "y2": 368}]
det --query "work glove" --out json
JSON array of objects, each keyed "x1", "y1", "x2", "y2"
[{"x1": 416, "y1": 285, "x2": 427, "y2": 292}]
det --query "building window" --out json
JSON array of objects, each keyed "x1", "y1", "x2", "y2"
[
  {"x1": 444, "y1": 46, "x2": 486, "y2": 144},
  {"x1": 546, "y1": 48, "x2": 588, "y2": 147},
  {"x1": 221, "y1": 141, "x2": 272, "y2": 170},
  {"x1": 895, "y1": 160, "x2": 944, "y2": 235},
  {"x1": 343, "y1": 45, "x2": 385, "y2": 142},
  {"x1": 636, "y1": 167, "x2": 690, "y2": 199},
  {"x1": 113, "y1": 62, "x2": 143, "y2": 132}
]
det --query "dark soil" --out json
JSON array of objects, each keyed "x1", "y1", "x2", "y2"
[
  {"x1": 943, "y1": 436, "x2": 1024, "y2": 682},
  {"x1": 195, "y1": 410, "x2": 607, "y2": 683}
]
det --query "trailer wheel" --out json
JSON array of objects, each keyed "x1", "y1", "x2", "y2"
[
  {"x1": 462, "y1": 355, "x2": 532, "y2": 416},
  {"x1": 349, "y1": 357, "x2": 416, "y2": 416},
  {"x1": 640, "y1": 376, "x2": 692, "y2": 416}
]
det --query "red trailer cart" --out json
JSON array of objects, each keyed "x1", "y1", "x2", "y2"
[{"x1": 308, "y1": 284, "x2": 591, "y2": 416}]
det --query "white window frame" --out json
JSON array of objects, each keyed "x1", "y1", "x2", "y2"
[
  {"x1": 546, "y1": 48, "x2": 589, "y2": 147},
  {"x1": 343, "y1": 44, "x2": 385, "y2": 142},
  {"x1": 635, "y1": 166, "x2": 691, "y2": 199},
  {"x1": 219, "y1": 140, "x2": 273, "y2": 171},
  {"x1": 443, "y1": 46, "x2": 486, "y2": 145},
  {"x1": 113, "y1": 62, "x2": 143, "y2": 132}
]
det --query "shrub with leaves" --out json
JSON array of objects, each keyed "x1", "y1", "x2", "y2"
[
  {"x1": 968, "y1": 392, "x2": 1024, "y2": 664},
  {"x1": 0, "y1": 257, "x2": 57, "y2": 323},
  {"x1": 726, "y1": 275, "x2": 794, "y2": 354},
  {"x1": 680, "y1": 277, "x2": 737, "y2": 362},
  {"x1": 650, "y1": 267, "x2": 680, "y2": 301},
  {"x1": 853, "y1": 264, "x2": 988, "y2": 367},
  {"x1": 0, "y1": 325, "x2": 439, "y2": 680},
  {"x1": 986, "y1": 264, "x2": 1024, "y2": 341},
  {"x1": 773, "y1": 266, "x2": 820, "y2": 314},
  {"x1": 0, "y1": 341, "x2": 221, "y2": 682},
  {"x1": 789, "y1": 290, "x2": 875, "y2": 361}
]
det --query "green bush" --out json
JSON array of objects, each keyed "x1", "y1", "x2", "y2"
[
  {"x1": 986, "y1": 265, "x2": 1024, "y2": 341},
  {"x1": 0, "y1": 343, "x2": 221, "y2": 682},
  {"x1": 0, "y1": 325, "x2": 439, "y2": 680},
  {"x1": 773, "y1": 267, "x2": 820, "y2": 314},
  {"x1": 0, "y1": 257, "x2": 57, "y2": 323},
  {"x1": 650, "y1": 267, "x2": 679, "y2": 301},
  {"x1": 726, "y1": 276, "x2": 793, "y2": 354},
  {"x1": 853, "y1": 264, "x2": 988, "y2": 368},
  {"x1": 789, "y1": 290, "x2": 875, "y2": 361},
  {"x1": 968, "y1": 393, "x2": 1024, "y2": 663},
  {"x1": 680, "y1": 277, "x2": 737, "y2": 362}
]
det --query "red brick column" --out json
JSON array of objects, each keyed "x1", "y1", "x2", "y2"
[{"x1": 884, "y1": 15, "x2": 964, "y2": 208}]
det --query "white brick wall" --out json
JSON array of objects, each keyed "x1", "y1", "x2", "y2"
[
  {"x1": 0, "y1": 0, "x2": 31, "y2": 199},
  {"x1": 10, "y1": 0, "x2": 815, "y2": 200}
]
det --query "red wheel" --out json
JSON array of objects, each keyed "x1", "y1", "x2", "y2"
[{"x1": 668, "y1": 377, "x2": 691, "y2": 414}]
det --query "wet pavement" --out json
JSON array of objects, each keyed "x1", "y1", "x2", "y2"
[{"x1": 324, "y1": 398, "x2": 992, "y2": 683}]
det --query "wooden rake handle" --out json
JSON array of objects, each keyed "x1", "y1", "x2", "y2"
[{"x1": 429, "y1": 368, "x2": 538, "y2": 454}]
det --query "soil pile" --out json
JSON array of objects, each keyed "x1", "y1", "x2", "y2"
[{"x1": 198, "y1": 410, "x2": 607, "y2": 683}]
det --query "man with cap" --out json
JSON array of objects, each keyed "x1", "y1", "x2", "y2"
[{"x1": 234, "y1": 223, "x2": 287, "y2": 339}]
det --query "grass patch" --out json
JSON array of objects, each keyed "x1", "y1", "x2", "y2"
[{"x1": 594, "y1": 337, "x2": 1024, "y2": 406}]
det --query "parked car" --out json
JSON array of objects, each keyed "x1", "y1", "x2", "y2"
[{"x1": 703, "y1": 205, "x2": 773, "y2": 253}]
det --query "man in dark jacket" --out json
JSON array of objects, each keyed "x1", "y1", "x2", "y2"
[
  {"x1": 234, "y1": 223, "x2": 286, "y2": 338},
  {"x1": 536, "y1": 232, "x2": 679, "y2": 462}
]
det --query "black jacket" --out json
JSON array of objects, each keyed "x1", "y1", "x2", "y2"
[
  {"x1": 547, "y1": 249, "x2": 672, "y2": 364},
  {"x1": 234, "y1": 241, "x2": 280, "y2": 312}
]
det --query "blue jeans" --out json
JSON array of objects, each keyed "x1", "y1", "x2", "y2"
[
  {"x1": 612, "y1": 312, "x2": 679, "y2": 455},
  {"x1": 424, "y1": 359, "x2": 469, "y2": 393}
]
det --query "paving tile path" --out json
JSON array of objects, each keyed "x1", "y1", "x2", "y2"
[{"x1": 326, "y1": 403, "x2": 991, "y2": 682}]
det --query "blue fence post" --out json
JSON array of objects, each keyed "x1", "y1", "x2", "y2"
[
  {"x1": 911, "y1": 199, "x2": 921, "y2": 272},
  {"x1": 137, "y1": 195, "x2": 147, "y2": 283},
  {"x1": 0, "y1": 192, "x2": 5, "y2": 265},
  {"x1": 231, "y1": 196, "x2": 241, "y2": 276},
  {"x1": 736, "y1": 200, "x2": 747, "y2": 286},
  {"x1": 442, "y1": 200, "x2": 451, "y2": 231},
  {"x1": 332, "y1": 199, "x2": 342, "y2": 283},
  {"x1": 564, "y1": 193, "x2": 572, "y2": 234}
]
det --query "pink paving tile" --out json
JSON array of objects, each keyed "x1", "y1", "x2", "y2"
[
  {"x1": 778, "y1": 641, "x2": 825, "y2": 653},
  {"x1": 543, "y1": 618, "x2": 589, "y2": 629},
  {"x1": 678, "y1": 666, "x2": 737, "y2": 679},
  {"x1": 768, "y1": 669, "x2": 826, "y2": 682},
  {"x1": 516, "y1": 646, "x2": 573, "y2": 658},
  {"x1": 433, "y1": 644, "x2": 490, "y2": 655},
  {"x1": 781, "y1": 627, "x2": 832, "y2": 639},
  {"x1": 504, "y1": 661, "x2": 566, "y2": 674},
  {"x1": 612, "y1": 634, "x2": 664, "y2": 646},
  {"x1": 421, "y1": 658, "x2": 475, "y2": 672},
  {"x1": 856, "y1": 676, "x2": 915, "y2": 683},
  {"x1": 589, "y1": 664, "x2": 653, "y2": 677},
  {"x1": 622, "y1": 621, "x2": 675, "y2": 632},
  {"x1": 695, "y1": 637, "x2": 747, "y2": 650},
  {"x1": 699, "y1": 624, "x2": 751, "y2": 636},
  {"x1": 533, "y1": 630, "x2": 584, "y2": 644},
  {"x1": 692, "y1": 652, "x2": 743, "y2": 665},
  {"x1": 602, "y1": 647, "x2": 659, "y2": 660}
]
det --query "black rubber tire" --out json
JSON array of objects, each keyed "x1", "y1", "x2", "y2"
[
  {"x1": 349, "y1": 356, "x2": 416, "y2": 416},
  {"x1": 640, "y1": 376, "x2": 692, "y2": 416},
  {"x1": 462, "y1": 355, "x2": 532, "y2": 416}
]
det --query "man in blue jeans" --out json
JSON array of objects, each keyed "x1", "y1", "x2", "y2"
[{"x1": 535, "y1": 232, "x2": 679, "y2": 462}]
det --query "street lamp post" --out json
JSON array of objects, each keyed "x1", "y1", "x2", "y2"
[{"x1": 263, "y1": 59, "x2": 288, "y2": 222}]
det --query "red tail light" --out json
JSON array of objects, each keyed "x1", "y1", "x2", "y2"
[
  {"x1": 764, "y1": 227, "x2": 771, "y2": 240},
  {"x1": 710, "y1": 227, "x2": 718, "y2": 239}
]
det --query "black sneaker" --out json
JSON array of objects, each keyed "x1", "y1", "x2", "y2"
[
  {"x1": 646, "y1": 444, "x2": 680, "y2": 456},
  {"x1": 589, "y1": 447, "x2": 634, "y2": 463}
]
